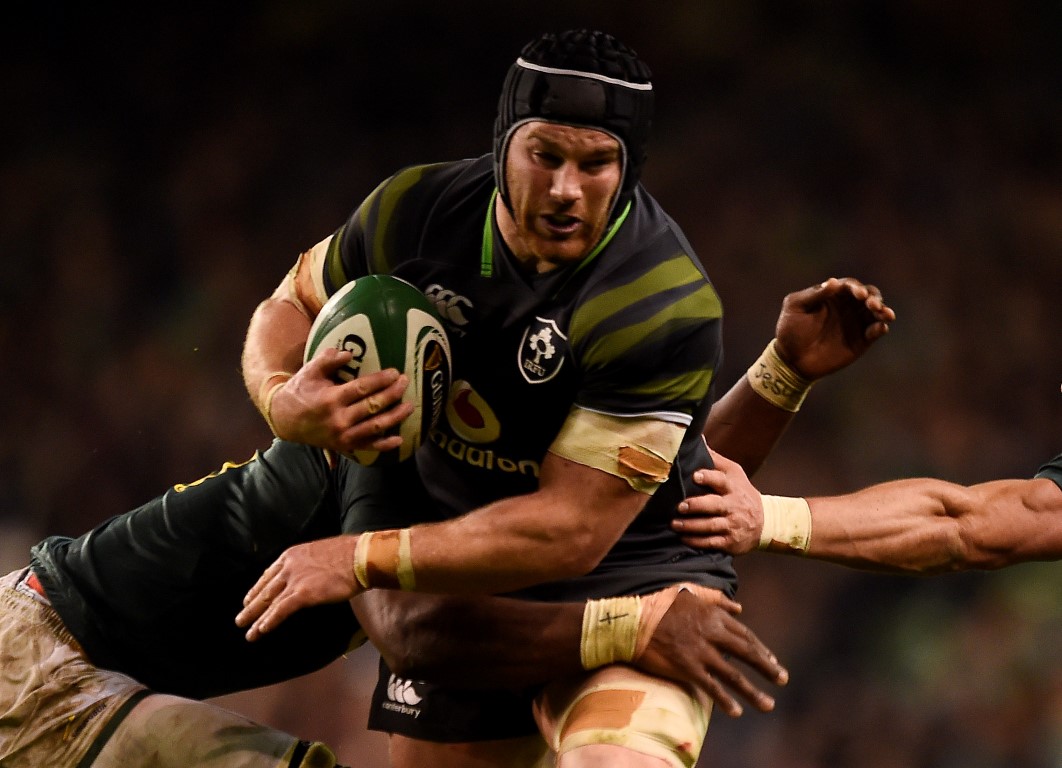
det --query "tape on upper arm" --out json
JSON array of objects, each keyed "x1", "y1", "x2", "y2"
[
  {"x1": 288, "y1": 235, "x2": 333, "y2": 317},
  {"x1": 549, "y1": 408, "x2": 683, "y2": 494}
]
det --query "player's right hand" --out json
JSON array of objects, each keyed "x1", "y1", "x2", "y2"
[
  {"x1": 634, "y1": 583, "x2": 788, "y2": 717},
  {"x1": 270, "y1": 347, "x2": 413, "y2": 453},
  {"x1": 773, "y1": 276, "x2": 895, "y2": 380},
  {"x1": 672, "y1": 449, "x2": 764, "y2": 555},
  {"x1": 237, "y1": 534, "x2": 365, "y2": 642}
]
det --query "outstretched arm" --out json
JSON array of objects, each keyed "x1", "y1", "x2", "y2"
[
  {"x1": 706, "y1": 277, "x2": 894, "y2": 475},
  {"x1": 674, "y1": 449, "x2": 1062, "y2": 573},
  {"x1": 237, "y1": 453, "x2": 650, "y2": 638},
  {"x1": 355, "y1": 584, "x2": 789, "y2": 718}
]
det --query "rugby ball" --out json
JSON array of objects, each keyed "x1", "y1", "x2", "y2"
[{"x1": 304, "y1": 275, "x2": 451, "y2": 466}]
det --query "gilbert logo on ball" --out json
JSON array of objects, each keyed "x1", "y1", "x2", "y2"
[{"x1": 305, "y1": 275, "x2": 452, "y2": 466}]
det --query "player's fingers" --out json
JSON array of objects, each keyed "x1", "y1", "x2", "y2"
[
  {"x1": 698, "y1": 674, "x2": 744, "y2": 718},
  {"x1": 235, "y1": 583, "x2": 274, "y2": 627},
  {"x1": 864, "y1": 321, "x2": 892, "y2": 342},
  {"x1": 674, "y1": 533, "x2": 728, "y2": 550},
  {"x1": 710, "y1": 664, "x2": 776, "y2": 715},
  {"x1": 831, "y1": 276, "x2": 871, "y2": 301},
  {"x1": 338, "y1": 401, "x2": 414, "y2": 451},
  {"x1": 338, "y1": 370, "x2": 404, "y2": 404},
  {"x1": 368, "y1": 435, "x2": 405, "y2": 452},
  {"x1": 782, "y1": 278, "x2": 836, "y2": 311},
  {"x1": 244, "y1": 590, "x2": 303, "y2": 642},
  {"x1": 241, "y1": 560, "x2": 281, "y2": 607},
  {"x1": 676, "y1": 493, "x2": 726, "y2": 518},
  {"x1": 371, "y1": 374, "x2": 408, "y2": 413},
  {"x1": 358, "y1": 376, "x2": 409, "y2": 420},
  {"x1": 716, "y1": 614, "x2": 789, "y2": 686},
  {"x1": 235, "y1": 600, "x2": 262, "y2": 630},
  {"x1": 309, "y1": 345, "x2": 354, "y2": 372},
  {"x1": 704, "y1": 591, "x2": 743, "y2": 616},
  {"x1": 671, "y1": 512, "x2": 727, "y2": 534},
  {"x1": 688, "y1": 467, "x2": 728, "y2": 492}
]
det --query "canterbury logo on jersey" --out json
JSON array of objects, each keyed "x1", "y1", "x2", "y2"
[
  {"x1": 424, "y1": 284, "x2": 473, "y2": 333},
  {"x1": 382, "y1": 674, "x2": 423, "y2": 718}
]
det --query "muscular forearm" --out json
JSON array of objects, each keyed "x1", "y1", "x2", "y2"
[
  {"x1": 704, "y1": 376, "x2": 797, "y2": 476},
  {"x1": 805, "y1": 477, "x2": 1062, "y2": 573},
  {"x1": 803, "y1": 479, "x2": 969, "y2": 573},
  {"x1": 355, "y1": 591, "x2": 585, "y2": 689},
  {"x1": 237, "y1": 455, "x2": 646, "y2": 640},
  {"x1": 356, "y1": 586, "x2": 790, "y2": 718},
  {"x1": 242, "y1": 293, "x2": 312, "y2": 414},
  {"x1": 400, "y1": 464, "x2": 642, "y2": 594}
]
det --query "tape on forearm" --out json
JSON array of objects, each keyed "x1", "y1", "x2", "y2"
[
  {"x1": 397, "y1": 528, "x2": 416, "y2": 591},
  {"x1": 746, "y1": 340, "x2": 813, "y2": 412},
  {"x1": 758, "y1": 494, "x2": 812, "y2": 553},
  {"x1": 352, "y1": 531, "x2": 373, "y2": 590},
  {"x1": 351, "y1": 529, "x2": 413, "y2": 591},
  {"x1": 580, "y1": 595, "x2": 642, "y2": 670},
  {"x1": 259, "y1": 371, "x2": 293, "y2": 436}
]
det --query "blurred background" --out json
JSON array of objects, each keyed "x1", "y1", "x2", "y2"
[{"x1": 2, "y1": 1, "x2": 1060, "y2": 766}]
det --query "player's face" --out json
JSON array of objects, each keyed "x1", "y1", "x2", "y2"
[{"x1": 498, "y1": 121, "x2": 622, "y2": 272}]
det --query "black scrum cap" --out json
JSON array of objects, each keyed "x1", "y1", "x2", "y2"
[{"x1": 493, "y1": 30, "x2": 654, "y2": 220}]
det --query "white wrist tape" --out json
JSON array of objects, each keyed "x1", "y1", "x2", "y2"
[
  {"x1": 746, "y1": 340, "x2": 813, "y2": 412},
  {"x1": 259, "y1": 371, "x2": 293, "y2": 437},
  {"x1": 580, "y1": 595, "x2": 642, "y2": 670},
  {"x1": 758, "y1": 494, "x2": 812, "y2": 553}
]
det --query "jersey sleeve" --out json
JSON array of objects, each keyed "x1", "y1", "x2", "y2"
[
  {"x1": 551, "y1": 251, "x2": 723, "y2": 493},
  {"x1": 325, "y1": 163, "x2": 458, "y2": 294},
  {"x1": 1035, "y1": 452, "x2": 1062, "y2": 491},
  {"x1": 290, "y1": 163, "x2": 456, "y2": 314},
  {"x1": 568, "y1": 253, "x2": 723, "y2": 426}
]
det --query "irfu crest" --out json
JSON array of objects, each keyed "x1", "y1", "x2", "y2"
[{"x1": 519, "y1": 317, "x2": 567, "y2": 384}]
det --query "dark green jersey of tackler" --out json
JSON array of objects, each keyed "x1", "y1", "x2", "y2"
[
  {"x1": 1037, "y1": 452, "x2": 1062, "y2": 490},
  {"x1": 328, "y1": 154, "x2": 737, "y2": 601},
  {"x1": 30, "y1": 442, "x2": 362, "y2": 700}
]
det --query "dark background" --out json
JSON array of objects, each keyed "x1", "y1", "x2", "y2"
[{"x1": 2, "y1": 2, "x2": 1059, "y2": 766}]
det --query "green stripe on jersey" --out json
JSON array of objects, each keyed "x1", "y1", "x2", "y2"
[
  {"x1": 368, "y1": 166, "x2": 429, "y2": 273},
  {"x1": 326, "y1": 224, "x2": 348, "y2": 288},
  {"x1": 569, "y1": 254, "x2": 721, "y2": 349},
  {"x1": 612, "y1": 365, "x2": 717, "y2": 405},
  {"x1": 574, "y1": 256, "x2": 720, "y2": 408}
]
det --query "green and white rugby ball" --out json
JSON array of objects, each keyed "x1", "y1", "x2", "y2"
[{"x1": 305, "y1": 274, "x2": 451, "y2": 466}]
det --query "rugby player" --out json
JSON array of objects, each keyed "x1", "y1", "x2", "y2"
[
  {"x1": 240, "y1": 29, "x2": 895, "y2": 767},
  {"x1": 0, "y1": 440, "x2": 785, "y2": 768}
]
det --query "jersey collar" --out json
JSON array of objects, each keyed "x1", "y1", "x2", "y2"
[{"x1": 480, "y1": 189, "x2": 631, "y2": 280}]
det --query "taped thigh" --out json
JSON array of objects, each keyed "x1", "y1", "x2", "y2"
[{"x1": 534, "y1": 665, "x2": 711, "y2": 768}]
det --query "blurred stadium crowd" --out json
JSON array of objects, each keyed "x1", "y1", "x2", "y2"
[{"x1": 2, "y1": 2, "x2": 1059, "y2": 766}]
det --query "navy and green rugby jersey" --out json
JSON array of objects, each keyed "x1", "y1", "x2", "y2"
[
  {"x1": 29, "y1": 441, "x2": 363, "y2": 700},
  {"x1": 317, "y1": 154, "x2": 737, "y2": 600},
  {"x1": 1036, "y1": 452, "x2": 1062, "y2": 489}
]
